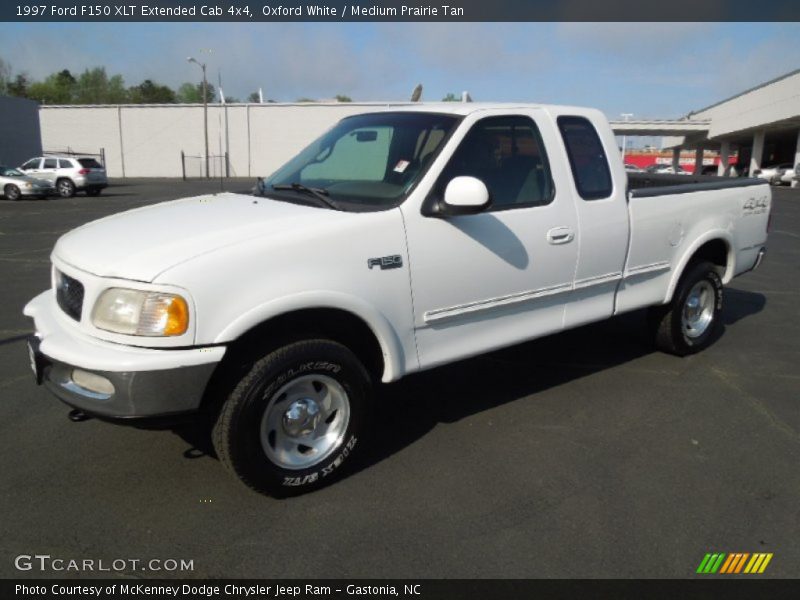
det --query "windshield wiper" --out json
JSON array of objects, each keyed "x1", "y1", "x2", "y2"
[{"x1": 271, "y1": 183, "x2": 340, "y2": 211}]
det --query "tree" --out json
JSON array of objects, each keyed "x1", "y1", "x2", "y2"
[
  {"x1": 73, "y1": 67, "x2": 128, "y2": 104},
  {"x1": 224, "y1": 96, "x2": 240, "y2": 103},
  {"x1": 442, "y1": 92, "x2": 459, "y2": 102},
  {"x1": 177, "y1": 81, "x2": 216, "y2": 103},
  {"x1": 335, "y1": 94, "x2": 352, "y2": 102},
  {"x1": 105, "y1": 75, "x2": 128, "y2": 103},
  {"x1": 295, "y1": 97, "x2": 316, "y2": 103},
  {"x1": 27, "y1": 70, "x2": 77, "y2": 104},
  {"x1": 247, "y1": 91, "x2": 261, "y2": 103},
  {"x1": 129, "y1": 79, "x2": 176, "y2": 103},
  {"x1": 0, "y1": 57, "x2": 11, "y2": 95},
  {"x1": 7, "y1": 73, "x2": 29, "y2": 98}
]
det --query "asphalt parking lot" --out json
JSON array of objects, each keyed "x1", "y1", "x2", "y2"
[{"x1": 0, "y1": 179, "x2": 798, "y2": 579}]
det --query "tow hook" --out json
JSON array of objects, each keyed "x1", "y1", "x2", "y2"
[{"x1": 68, "y1": 409, "x2": 92, "y2": 422}]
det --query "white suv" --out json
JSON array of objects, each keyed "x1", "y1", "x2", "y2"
[{"x1": 19, "y1": 155, "x2": 108, "y2": 198}]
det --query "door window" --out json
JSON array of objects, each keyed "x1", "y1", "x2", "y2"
[
  {"x1": 43, "y1": 158, "x2": 58, "y2": 169},
  {"x1": 436, "y1": 115, "x2": 554, "y2": 210}
]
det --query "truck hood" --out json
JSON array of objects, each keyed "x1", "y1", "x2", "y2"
[{"x1": 53, "y1": 193, "x2": 349, "y2": 282}]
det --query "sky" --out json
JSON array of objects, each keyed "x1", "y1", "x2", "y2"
[{"x1": 1, "y1": 21, "x2": 799, "y2": 120}]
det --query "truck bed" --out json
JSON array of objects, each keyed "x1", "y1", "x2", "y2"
[{"x1": 627, "y1": 172, "x2": 765, "y2": 197}]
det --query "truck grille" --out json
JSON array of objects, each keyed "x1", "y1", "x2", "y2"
[{"x1": 55, "y1": 270, "x2": 84, "y2": 321}]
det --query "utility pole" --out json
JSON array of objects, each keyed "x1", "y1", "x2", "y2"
[
  {"x1": 219, "y1": 71, "x2": 230, "y2": 178},
  {"x1": 188, "y1": 56, "x2": 210, "y2": 178}
]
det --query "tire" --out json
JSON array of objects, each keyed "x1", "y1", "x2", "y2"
[
  {"x1": 86, "y1": 188, "x2": 101, "y2": 197},
  {"x1": 212, "y1": 339, "x2": 371, "y2": 497},
  {"x1": 4, "y1": 184, "x2": 21, "y2": 201},
  {"x1": 652, "y1": 260, "x2": 723, "y2": 356},
  {"x1": 57, "y1": 178, "x2": 76, "y2": 198}
]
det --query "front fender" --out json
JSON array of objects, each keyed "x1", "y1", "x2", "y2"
[{"x1": 214, "y1": 291, "x2": 407, "y2": 383}]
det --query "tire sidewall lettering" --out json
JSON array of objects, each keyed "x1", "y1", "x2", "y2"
[
  {"x1": 265, "y1": 361, "x2": 342, "y2": 398},
  {"x1": 282, "y1": 435, "x2": 358, "y2": 487}
]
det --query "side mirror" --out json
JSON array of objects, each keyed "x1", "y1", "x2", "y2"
[{"x1": 437, "y1": 176, "x2": 491, "y2": 216}]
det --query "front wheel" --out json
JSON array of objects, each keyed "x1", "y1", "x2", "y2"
[
  {"x1": 651, "y1": 260, "x2": 723, "y2": 356},
  {"x1": 212, "y1": 339, "x2": 371, "y2": 496},
  {"x1": 4, "y1": 184, "x2": 21, "y2": 201}
]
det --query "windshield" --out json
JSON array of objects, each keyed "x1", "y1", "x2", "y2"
[
  {"x1": 0, "y1": 167, "x2": 24, "y2": 177},
  {"x1": 263, "y1": 112, "x2": 461, "y2": 211}
]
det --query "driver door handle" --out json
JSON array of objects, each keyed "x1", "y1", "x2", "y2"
[{"x1": 547, "y1": 227, "x2": 575, "y2": 245}]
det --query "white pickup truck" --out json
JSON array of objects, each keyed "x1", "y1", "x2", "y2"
[{"x1": 24, "y1": 104, "x2": 771, "y2": 496}]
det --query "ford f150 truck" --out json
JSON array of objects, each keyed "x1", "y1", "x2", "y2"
[{"x1": 24, "y1": 104, "x2": 771, "y2": 496}]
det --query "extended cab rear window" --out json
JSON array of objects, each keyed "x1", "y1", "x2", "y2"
[{"x1": 557, "y1": 116, "x2": 612, "y2": 200}]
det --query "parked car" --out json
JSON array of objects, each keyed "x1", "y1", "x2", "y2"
[
  {"x1": 19, "y1": 155, "x2": 108, "y2": 198},
  {"x1": 0, "y1": 165, "x2": 54, "y2": 200},
  {"x1": 646, "y1": 164, "x2": 691, "y2": 175},
  {"x1": 24, "y1": 104, "x2": 771, "y2": 496},
  {"x1": 778, "y1": 163, "x2": 798, "y2": 185},
  {"x1": 753, "y1": 163, "x2": 794, "y2": 185},
  {"x1": 624, "y1": 163, "x2": 643, "y2": 173}
]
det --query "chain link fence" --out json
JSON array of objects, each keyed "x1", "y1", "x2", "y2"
[{"x1": 181, "y1": 151, "x2": 231, "y2": 180}]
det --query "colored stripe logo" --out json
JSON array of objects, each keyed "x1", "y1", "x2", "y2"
[{"x1": 696, "y1": 552, "x2": 773, "y2": 574}]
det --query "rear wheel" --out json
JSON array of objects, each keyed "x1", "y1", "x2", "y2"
[
  {"x1": 4, "y1": 184, "x2": 21, "y2": 201},
  {"x1": 652, "y1": 260, "x2": 723, "y2": 356},
  {"x1": 212, "y1": 339, "x2": 371, "y2": 497},
  {"x1": 57, "y1": 178, "x2": 76, "y2": 198}
]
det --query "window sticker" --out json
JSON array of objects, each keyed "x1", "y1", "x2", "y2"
[{"x1": 394, "y1": 160, "x2": 410, "y2": 173}]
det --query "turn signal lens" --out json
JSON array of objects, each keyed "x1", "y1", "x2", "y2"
[{"x1": 164, "y1": 295, "x2": 189, "y2": 336}]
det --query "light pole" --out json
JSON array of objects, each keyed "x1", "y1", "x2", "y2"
[
  {"x1": 620, "y1": 113, "x2": 633, "y2": 162},
  {"x1": 188, "y1": 56, "x2": 209, "y2": 178}
]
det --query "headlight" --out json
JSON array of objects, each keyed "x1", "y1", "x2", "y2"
[{"x1": 91, "y1": 288, "x2": 189, "y2": 336}]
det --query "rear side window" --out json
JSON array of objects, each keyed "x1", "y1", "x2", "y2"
[
  {"x1": 78, "y1": 158, "x2": 103, "y2": 169},
  {"x1": 58, "y1": 159, "x2": 72, "y2": 169},
  {"x1": 557, "y1": 116, "x2": 612, "y2": 200}
]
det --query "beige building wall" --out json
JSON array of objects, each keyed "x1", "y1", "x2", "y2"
[
  {"x1": 40, "y1": 103, "x2": 408, "y2": 178},
  {"x1": 694, "y1": 71, "x2": 800, "y2": 138}
]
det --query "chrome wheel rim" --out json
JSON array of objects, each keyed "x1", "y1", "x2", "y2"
[
  {"x1": 7, "y1": 186, "x2": 20, "y2": 200},
  {"x1": 260, "y1": 374, "x2": 350, "y2": 470},
  {"x1": 682, "y1": 280, "x2": 715, "y2": 339}
]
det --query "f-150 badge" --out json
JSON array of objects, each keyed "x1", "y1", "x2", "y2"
[{"x1": 368, "y1": 255, "x2": 403, "y2": 270}]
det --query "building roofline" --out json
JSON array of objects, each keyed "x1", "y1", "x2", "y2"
[{"x1": 689, "y1": 68, "x2": 800, "y2": 117}]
